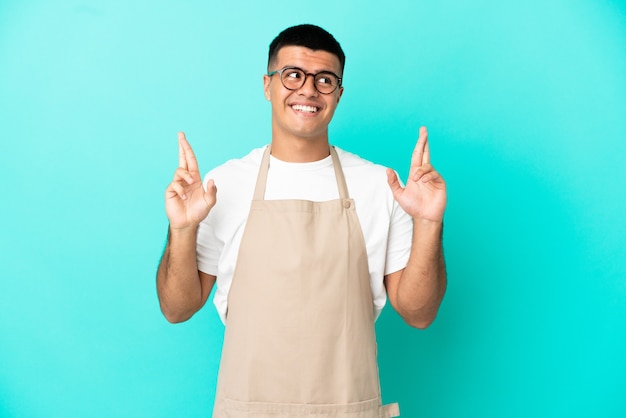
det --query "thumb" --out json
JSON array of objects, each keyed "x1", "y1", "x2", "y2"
[
  {"x1": 386, "y1": 168, "x2": 403, "y2": 199},
  {"x1": 203, "y1": 179, "x2": 217, "y2": 209}
]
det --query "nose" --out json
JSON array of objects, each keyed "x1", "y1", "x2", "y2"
[{"x1": 297, "y1": 73, "x2": 319, "y2": 96}]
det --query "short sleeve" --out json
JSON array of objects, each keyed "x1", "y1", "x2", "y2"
[
  {"x1": 195, "y1": 176, "x2": 221, "y2": 276},
  {"x1": 384, "y1": 195, "x2": 413, "y2": 276}
]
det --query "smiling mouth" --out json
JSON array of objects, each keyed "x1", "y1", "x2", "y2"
[{"x1": 291, "y1": 104, "x2": 319, "y2": 113}]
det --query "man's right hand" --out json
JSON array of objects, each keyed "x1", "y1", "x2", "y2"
[{"x1": 165, "y1": 132, "x2": 217, "y2": 230}]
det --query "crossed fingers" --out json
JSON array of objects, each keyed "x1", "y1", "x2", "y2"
[
  {"x1": 411, "y1": 127, "x2": 440, "y2": 184},
  {"x1": 179, "y1": 132, "x2": 200, "y2": 173},
  {"x1": 168, "y1": 132, "x2": 201, "y2": 200}
]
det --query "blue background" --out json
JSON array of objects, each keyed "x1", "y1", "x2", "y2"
[{"x1": 1, "y1": 0, "x2": 625, "y2": 417}]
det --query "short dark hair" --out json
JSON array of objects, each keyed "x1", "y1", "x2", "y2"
[{"x1": 268, "y1": 24, "x2": 345, "y2": 75}]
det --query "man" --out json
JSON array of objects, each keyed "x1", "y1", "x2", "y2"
[{"x1": 157, "y1": 24, "x2": 446, "y2": 418}]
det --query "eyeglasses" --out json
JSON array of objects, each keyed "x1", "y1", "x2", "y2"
[{"x1": 267, "y1": 66, "x2": 342, "y2": 95}]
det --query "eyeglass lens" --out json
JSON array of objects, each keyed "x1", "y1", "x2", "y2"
[{"x1": 280, "y1": 68, "x2": 339, "y2": 94}]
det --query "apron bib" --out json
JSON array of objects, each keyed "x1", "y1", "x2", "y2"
[{"x1": 213, "y1": 146, "x2": 399, "y2": 418}]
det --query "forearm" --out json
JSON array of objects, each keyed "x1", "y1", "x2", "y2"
[
  {"x1": 395, "y1": 219, "x2": 446, "y2": 328},
  {"x1": 156, "y1": 226, "x2": 203, "y2": 323}
]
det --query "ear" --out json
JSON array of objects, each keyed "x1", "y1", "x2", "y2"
[
  {"x1": 336, "y1": 86, "x2": 344, "y2": 105},
  {"x1": 263, "y1": 74, "x2": 272, "y2": 101}
]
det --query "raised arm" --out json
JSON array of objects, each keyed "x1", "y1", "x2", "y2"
[
  {"x1": 156, "y1": 132, "x2": 217, "y2": 323},
  {"x1": 385, "y1": 126, "x2": 447, "y2": 329}
]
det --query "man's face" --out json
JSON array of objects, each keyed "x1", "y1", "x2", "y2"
[{"x1": 264, "y1": 46, "x2": 344, "y2": 142}]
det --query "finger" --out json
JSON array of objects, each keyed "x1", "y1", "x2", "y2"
[
  {"x1": 411, "y1": 126, "x2": 428, "y2": 168},
  {"x1": 172, "y1": 182, "x2": 188, "y2": 200},
  {"x1": 420, "y1": 169, "x2": 445, "y2": 188},
  {"x1": 423, "y1": 170, "x2": 445, "y2": 187},
  {"x1": 178, "y1": 132, "x2": 187, "y2": 169},
  {"x1": 421, "y1": 173, "x2": 432, "y2": 183},
  {"x1": 412, "y1": 163, "x2": 433, "y2": 182},
  {"x1": 175, "y1": 167, "x2": 195, "y2": 185},
  {"x1": 423, "y1": 131, "x2": 431, "y2": 165},
  {"x1": 179, "y1": 132, "x2": 200, "y2": 174},
  {"x1": 166, "y1": 181, "x2": 188, "y2": 200}
]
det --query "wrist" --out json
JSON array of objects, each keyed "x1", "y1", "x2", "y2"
[
  {"x1": 412, "y1": 217, "x2": 443, "y2": 226},
  {"x1": 412, "y1": 217, "x2": 443, "y2": 238},
  {"x1": 168, "y1": 224, "x2": 199, "y2": 240}
]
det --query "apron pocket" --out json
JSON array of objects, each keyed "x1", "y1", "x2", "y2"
[{"x1": 221, "y1": 397, "x2": 387, "y2": 418}]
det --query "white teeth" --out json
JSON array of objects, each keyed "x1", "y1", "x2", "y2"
[{"x1": 292, "y1": 105, "x2": 318, "y2": 113}]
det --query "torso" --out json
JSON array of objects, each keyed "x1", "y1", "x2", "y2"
[{"x1": 196, "y1": 146, "x2": 413, "y2": 323}]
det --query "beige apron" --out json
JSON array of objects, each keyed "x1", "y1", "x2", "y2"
[{"x1": 212, "y1": 146, "x2": 400, "y2": 418}]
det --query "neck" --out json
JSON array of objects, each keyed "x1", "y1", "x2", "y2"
[{"x1": 270, "y1": 133, "x2": 331, "y2": 163}]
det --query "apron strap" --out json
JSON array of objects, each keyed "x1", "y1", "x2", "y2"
[
  {"x1": 253, "y1": 145, "x2": 272, "y2": 200},
  {"x1": 253, "y1": 145, "x2": 350, "y2": 201},
  {"x1": 329, "y1": 146, "x2": 350, "y2": 200},
  {"x1": 381, "y1": 402, "x2": 401, "y2": 417}
]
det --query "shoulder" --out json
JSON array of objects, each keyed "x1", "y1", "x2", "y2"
[
  {"x1": 335, "y1": 147, "x2": 387, "y2": 173},
  {"x1": 202, "y1": 146, "x2": 267, "y2": 216},
  {"x1": 334, "y1": 146, "x2": 397, "y2": 211},
  {"x1": 203, "y1": 146, "x2": 266, "y2": 186},
  {"x1": 334, "y1": 146, "x2": 390, "y2": 186}
]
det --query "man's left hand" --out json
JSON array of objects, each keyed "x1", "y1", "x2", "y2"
[{"x1": 387, "y1": 126, "x2": 447, "y2": 222}]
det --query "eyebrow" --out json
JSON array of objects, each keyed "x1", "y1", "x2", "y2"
[{"x1": 281, "y1": 65, "x2": 341, "y2": 76}]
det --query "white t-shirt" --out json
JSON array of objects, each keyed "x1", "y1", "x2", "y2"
[{"x1": 196, "y1": 146, "x2": 413, "y2": 324}]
